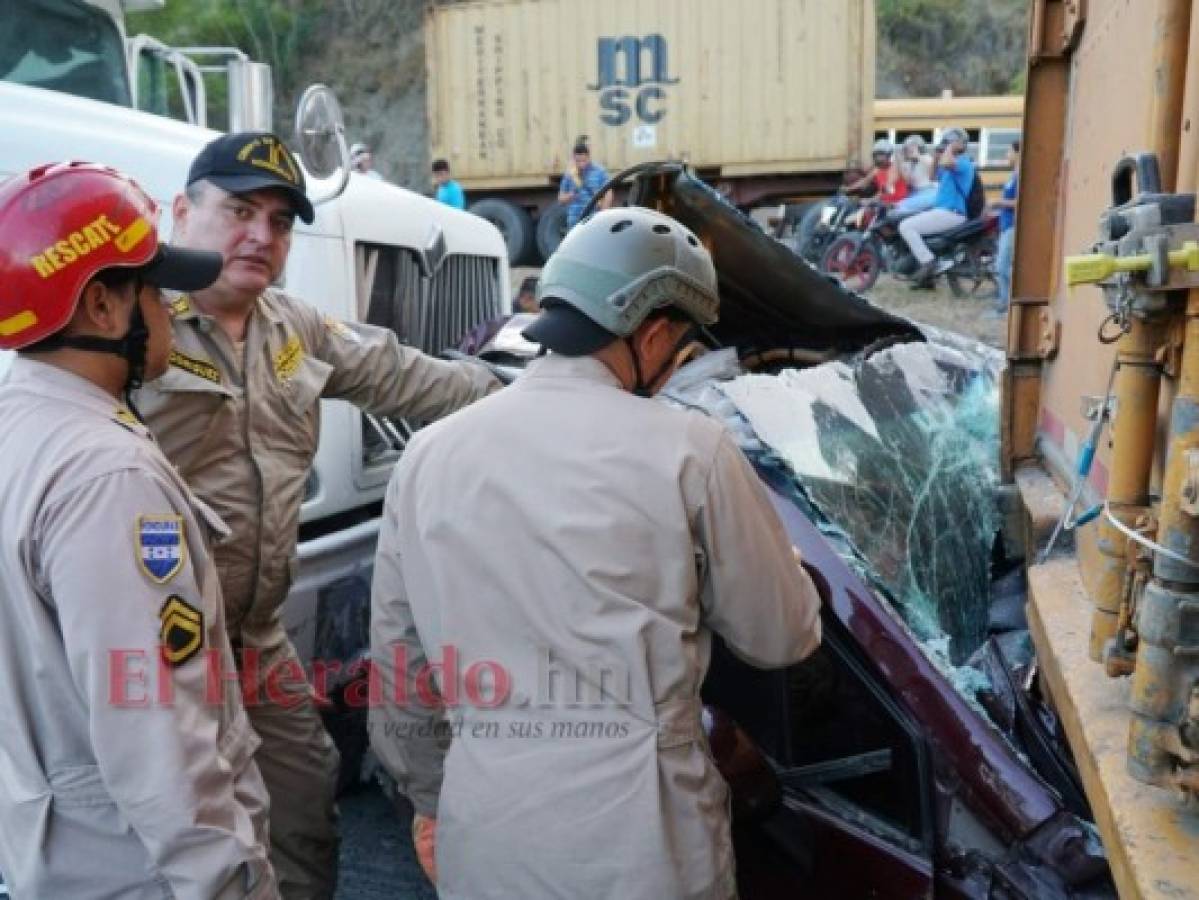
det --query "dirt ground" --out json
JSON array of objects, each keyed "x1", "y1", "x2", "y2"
[
  {"x1": 867, "y1": 274, "x2": 1008, "y2": 348},
  {"x1": 511, "y1": 268, "x2": 1008, "y2": 350}
]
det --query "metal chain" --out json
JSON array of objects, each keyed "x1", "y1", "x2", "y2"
[{"x1": 1098, "y1": 282, "x2": 1135, "y2": 344}]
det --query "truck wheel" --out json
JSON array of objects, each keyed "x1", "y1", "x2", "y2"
[
  {"x1": 536, "y1": 203, "x2": 571, "y2": 262},
  {"x1": 469, "y1": 198, "x2": 535, "y2": 266}
]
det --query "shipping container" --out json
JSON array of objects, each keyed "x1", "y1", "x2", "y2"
[{"x1": 425, "y1": 0, "x2": 875, "y2": 262}]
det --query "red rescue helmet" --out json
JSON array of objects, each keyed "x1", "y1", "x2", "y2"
[{"x1": 0, "y1": 161, "x2": 221, "y2": 351}]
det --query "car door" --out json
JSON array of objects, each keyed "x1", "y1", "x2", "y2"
[{"x1": 706, "y1": 618, "x2": 935, "y2": 899}]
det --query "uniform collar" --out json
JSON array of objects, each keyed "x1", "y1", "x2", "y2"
[
  {"x1": 5, "y1": 356, "x2": 150, "y2": 437},
  {"x1": 522, "y1": 353, "x2": 625, "y2": 390},
  {"x1": 168, "y1": 289, "x2": 283, "y2": 327}
]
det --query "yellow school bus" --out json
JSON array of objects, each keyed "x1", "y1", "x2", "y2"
[{"x1": 873, "y1": 94, "x2": 1023, "y2": 199}]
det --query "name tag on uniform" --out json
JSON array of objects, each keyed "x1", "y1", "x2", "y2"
[
  {"x1": 138, "y1": 515, "x2": 186, "y2": 583},
  {"x1": 169, "y1": 349, "x2": 222, "y2": 384}
]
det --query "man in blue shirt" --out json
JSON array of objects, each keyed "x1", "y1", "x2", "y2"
[
  {"x1": 898, "y1": 126, "x2": 975, "y2": 286},
  {"x1": 433, "y1": 158, "x2": 466, "y2": 209},
  {"x1": 992, "y1": 139, "x2": 1020, "y2": 310},
  {"x1": 558, "y1": 141, "x2": 611, "y2": 229}
]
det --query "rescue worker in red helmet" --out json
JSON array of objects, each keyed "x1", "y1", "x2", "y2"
[{"x1": 0, "y1": 162, "x2": 279, "y2": 899}]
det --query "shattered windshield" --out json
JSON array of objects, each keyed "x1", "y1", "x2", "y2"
[{"x1": 666, "y1": 330, "x2": 1004, "y2": 668}]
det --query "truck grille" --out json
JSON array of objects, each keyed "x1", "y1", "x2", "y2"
[
  {"x1": 358, "y1": 244, "x2": 504, "y2": 468},
  {"x1": 416, "y1": 255, "x2": 504, "y2": 355}
]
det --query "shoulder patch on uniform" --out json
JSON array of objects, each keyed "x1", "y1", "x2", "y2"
[
  {"x1": 274, "y1": 334, "x2": 304, "y2": 381},
  {"x1": 169, "y1": 349, "x2": 222, "y2": 384},
  {"x1": 159, "y1": 595, "x2": 203, "y2": 666},
  {"x1": 137, "y1": 514, "x2": 187, "y2": 584},
  {"x1": 323, "y1": 315, "x2": 363, "y2": 344},
  {"x1": 169, "y1": 295, "x2": 193, "y2": 317}
]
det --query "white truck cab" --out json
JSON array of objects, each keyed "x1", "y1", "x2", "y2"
[{"x1": 1, "y1": 0, "x2": 510, "y2": 665}]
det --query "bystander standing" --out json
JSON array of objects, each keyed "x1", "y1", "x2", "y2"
[
  {"x1": 992, "y1": 139, "x2": 1020, "y2": 312},
  {"x1": 558, "y1": 140, "x2": 610, "y2": 229},
  {"x1": 432, "y1": 159, "x2": 466, "y2": 209}
]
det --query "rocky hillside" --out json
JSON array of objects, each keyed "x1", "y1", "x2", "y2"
[{"x1": 130, "y1": 0, "x2": 1028, "y2": 194}]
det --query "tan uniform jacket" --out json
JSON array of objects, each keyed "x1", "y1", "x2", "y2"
[
  {"x1": 134, "y1": 289, "x2": 497, "y2": 642},
  {"x1": 370, "y1": 354, "x2": 822, "y2": 900},
  {"x1": 0, "y1": 358, "x2": 275, "y2": 899}
]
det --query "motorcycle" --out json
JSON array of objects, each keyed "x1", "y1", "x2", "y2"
[
  {"x1": 785, "y1": 191, "x2": 863, "y2": 266},
  {"x1": 820, "y1": 199, "x2": 999, "y2": 298}
]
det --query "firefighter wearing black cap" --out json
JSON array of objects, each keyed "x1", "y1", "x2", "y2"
[
  {"x1": 0, "y1": 162, "x2": 277, "y2": 898},
  {"x1": 132, "y1": 131, "x2": 500, "y2": 897}
]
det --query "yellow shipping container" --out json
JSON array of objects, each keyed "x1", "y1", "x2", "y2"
[{"x1": 426, "y1": 0, "x2": 875, "y2": 190}]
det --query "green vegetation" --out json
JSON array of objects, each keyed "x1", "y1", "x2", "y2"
[
  {"x1": 877, "y1": 0, "x2": 1029, "y2": 97},
  {"x1": 128, "y1": 0, "x2": 321, "y2": 131}
]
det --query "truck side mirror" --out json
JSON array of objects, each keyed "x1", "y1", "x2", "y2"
[{"x1": 294, "y1": 83, "x2": 351, "y2": 207}]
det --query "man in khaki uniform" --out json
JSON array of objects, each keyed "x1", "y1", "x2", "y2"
[
  {"x1": 370, "y1": 208, "x2": 823, "y2": 898},
  {"x1": 0, "y1": 162, "x2": 277, "y2": 898},
  {"x1": 133, "y1": 131, "x2": 499, "y2": 898}
]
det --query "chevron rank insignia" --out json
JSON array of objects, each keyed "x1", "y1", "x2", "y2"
[
  {"x1": 159, "y1": 595, "x2": 203, "y2": 666},
  {"x1": 138, "y1": 514, "x2": 186, "y2": 583}
]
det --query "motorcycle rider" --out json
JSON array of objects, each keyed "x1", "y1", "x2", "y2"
[
  {"x1": 895, "y1": 134, "x2": 937, "y2": 215},
  {"x1": 845, "y1": 138, "x2": 909, "y2": 207},
  {"x1": 897, "y1": 126, "x2": 974, "y2": 286}
]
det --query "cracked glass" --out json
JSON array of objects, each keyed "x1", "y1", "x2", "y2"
[{"x1": 668, "y1": 330, "x2": 1004, "y2": 665}]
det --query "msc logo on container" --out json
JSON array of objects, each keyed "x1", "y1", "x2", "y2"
[{"x1": 587, "y1": 35, "x2": 679, "y2": 127}]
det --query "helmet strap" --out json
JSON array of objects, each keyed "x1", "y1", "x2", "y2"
[
  {"x1": 625, "y1": 323, "x2": 699, "y2": 398},
  {"x1": 36, "y1": 278, "x2": 151, "y2": 401}
]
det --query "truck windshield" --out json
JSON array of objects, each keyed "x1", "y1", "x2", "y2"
[{"x1": 0, "y1": 0, "x2": 130, "y2": 106}]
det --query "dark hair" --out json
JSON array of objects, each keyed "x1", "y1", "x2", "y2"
[
  {"x1": 572, "y1": 143, "x2": 590, "y2": 156},
  {"x1": 432, "y1": 158, "x2": 450, "y2": 173},
  {"x1": 518, "y1": 276, "x2": 539, "y2": 295},
  {"x1": 20, "y1": 267, "x2": 143, "y2": 353},
  {"x1": 1011, "y1": 139, "x2": 1021, "y2": 152}
]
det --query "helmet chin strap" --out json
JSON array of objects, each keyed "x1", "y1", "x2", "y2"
[
  {"x1": 624, "y1": 325, "x2": 699, "y2": 398},
  {"x1": 39, "y1": 284, "x2": 151, "y2": 418}
]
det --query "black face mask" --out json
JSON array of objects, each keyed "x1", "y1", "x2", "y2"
[{"x1": 625, "y1": 323, "x2": 699, "y2": 398}]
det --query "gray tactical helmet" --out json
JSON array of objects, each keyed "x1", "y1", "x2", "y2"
[{"x1": 523, "y1": 207, "x2": 718, "y2": 355}]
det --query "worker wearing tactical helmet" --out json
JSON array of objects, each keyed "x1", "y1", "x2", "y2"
[
  {"x1": 0, "y1": 162, "x2": 278, "y2": 898},
  {"x1": 370, "y1": 207, "x2": 822, "y2": 898}
]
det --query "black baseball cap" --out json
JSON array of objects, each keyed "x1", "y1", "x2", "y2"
[
  {"x1": 522, "y1": 299, "x2": 617, "y2": 356},
  {"x1": 187, "y1": 131, "x2": 315, "y2": 224}
]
